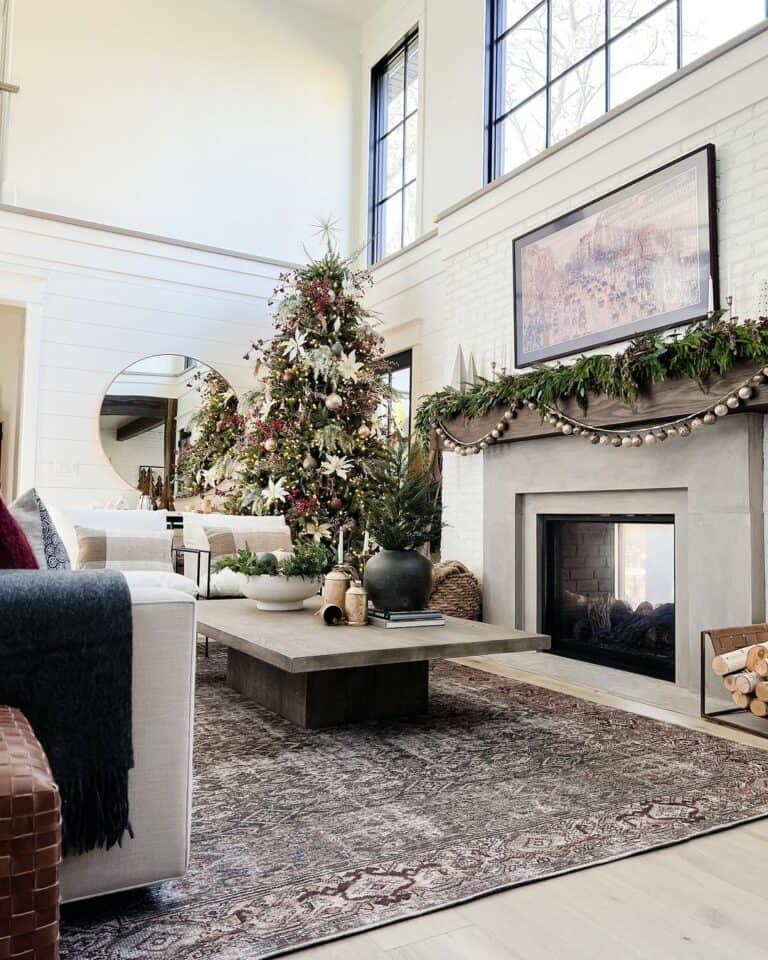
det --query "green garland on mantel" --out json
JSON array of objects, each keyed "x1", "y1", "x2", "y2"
[{"x1": 415, "y1": 313, "x2": 768, "y2": 446}]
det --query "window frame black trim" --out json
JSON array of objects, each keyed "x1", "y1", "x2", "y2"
[
  {"x1": 382, "y1": 348, "x2": 413, "y2": 438},
  {"x1": 484, "y1": 0, "x2": 768, "y2": 184},
  {"x1": 369, "y1": 27, "x2": 420, "y2": 266}
]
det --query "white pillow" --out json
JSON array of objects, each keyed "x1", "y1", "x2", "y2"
[
  {"x1": 121, "y1": 570, "x2": 199, "y2": 597},
  {"x1": 50, "y1": 506, "x2": 168, "y2": 570}
]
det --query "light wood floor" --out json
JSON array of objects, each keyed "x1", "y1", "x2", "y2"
[{"x1": 289, "y1": 655, "x2": 768, "y2": 960}]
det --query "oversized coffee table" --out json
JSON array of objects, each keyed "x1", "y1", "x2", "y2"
[{"x1": 196, "y1": 598, "x2": 550, "y2": 728}]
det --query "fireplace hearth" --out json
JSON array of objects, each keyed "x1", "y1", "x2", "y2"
[{"x1": 540, "y1": 515, "x2": 675, "y2": 681}]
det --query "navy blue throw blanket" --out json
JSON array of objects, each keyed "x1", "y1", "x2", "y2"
[{"x1": 0, "y1": 569, "x2": 134, "y2": 856}]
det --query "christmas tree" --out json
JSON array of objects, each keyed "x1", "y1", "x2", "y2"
[{"x1": 230, "y1": 246, "x2": 391, "y2": 547}]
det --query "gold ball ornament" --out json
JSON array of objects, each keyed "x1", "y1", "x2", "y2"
[
  {"x1": 644, "y1": 433, "x2": 656, "y2": 445},
  {"x1": 690, "y1": 417, "x2": 704, "y2": 430},
  {"x1": 325, "y1": 392, "x2": 343, "y2": 413},
  {"x1": 703, "y1": 412, "x2": 716, "y2": 425},
  {"x1": 282, "y1": 369, "x2": 296, "y2": 384},
  {"x1": 302, "y1": 454, "x2": 317, "y2": 470},
  {"x1": 357, "y1": 424, "x2": 371, "y2": 439},
  {"x1": 714, "y1": 403, "x2": 729, "y2": 417},
  {"x1": 739, "y1": 386, "x2": 753, "y2": 399},
  {"x1": 678, "y1": 424, "x2": 691, "y2": 437},
  {"x1": 263, "y1": 437, "x2": 277, "y2": 452},
  {"x1": 631, "y1": 435, "x2": 643, "y2": 447},
  {"x1": 726, "y1": 395, "x2": 740, "y2": 409},
  {"x1": 611, "y1": 436, "x2": 622, "y2": 447},
  {"x1": 621, "y1": 436, "x2": 632, "y2": 448},
  {"x1": 330, "y1": 497, "x2": 343, "y2": 511},
  {"x1": 561, "y1": 424, "x2": 573, "y2": 435}
]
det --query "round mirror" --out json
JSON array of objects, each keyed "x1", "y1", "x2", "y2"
[{"x1": 99, "y1": 354, "x2": 234, "y2": 509}]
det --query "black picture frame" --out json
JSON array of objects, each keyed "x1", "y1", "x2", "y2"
[{"x1": 513, "y1": 144, "x2": 719, "y2": 367}]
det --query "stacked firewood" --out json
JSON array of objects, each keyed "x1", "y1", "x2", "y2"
[{"x1": 713, "y1": 642, "x2": 768, "y2": 717}]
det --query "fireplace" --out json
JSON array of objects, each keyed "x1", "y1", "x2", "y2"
[{"x1": 540, "y1": 515, "x2": 675, "y2": 681}]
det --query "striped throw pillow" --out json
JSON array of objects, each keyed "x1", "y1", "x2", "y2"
[
  {"x1": 204, "y1": 527, "x2": 292, "y2": 564},
  {"x1": 74, "y1": 527, "x2": 174, "y2": 572}
]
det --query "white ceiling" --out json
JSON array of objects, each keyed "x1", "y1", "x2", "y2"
[{"x1": 295, "y1": 0, "x2": 382, "y2": 24}]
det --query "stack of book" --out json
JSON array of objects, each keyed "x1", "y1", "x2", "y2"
[{"x1": 368, "y1": 609, "x2": 445, "y2": 629}]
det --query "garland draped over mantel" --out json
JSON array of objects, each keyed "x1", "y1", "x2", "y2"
[{"x1": 415, "y1": 314, "x2": 768, "y2": 454}]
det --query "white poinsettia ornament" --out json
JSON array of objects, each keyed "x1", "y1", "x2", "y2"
[
  {"x1": 284, "y1": 331, "x2": 307, "y2": 362},
  {"x1": 304, "y1": 521, "x2": 332, "y2": 542},
  {"x1": 336, "y1": 350, "x2": 363, "y2": 382},
  {"x1": 261, "y1": 476, "x2": 289, "y2": 506},
  {"x1": 321, "y1": 454, "x2": 352, "y2": 479}
]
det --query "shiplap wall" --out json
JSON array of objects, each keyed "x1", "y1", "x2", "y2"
[{"x1": 0, "y1": 209, "x2": 284, "y2": 509}]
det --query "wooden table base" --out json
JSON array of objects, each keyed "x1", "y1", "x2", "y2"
[{"x1": 227, "y1": 648, "x2": 429, "y2": 728}]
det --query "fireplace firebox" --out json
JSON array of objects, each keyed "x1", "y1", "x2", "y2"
[{"x1": 540, "y1": 515, "x2": 675, "y2": 681}]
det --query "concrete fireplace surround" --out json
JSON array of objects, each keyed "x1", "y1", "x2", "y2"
[{"x1": 482, "y1": 413, "x2": 766, "y2": 698}]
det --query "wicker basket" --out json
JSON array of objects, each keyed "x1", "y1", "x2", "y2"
[
  {"x1": 430, "y1": 561, "x2": 482, "y2": 621},
  {"x1": 0, "y1": 706, "x2": 61, "y2": 960}
]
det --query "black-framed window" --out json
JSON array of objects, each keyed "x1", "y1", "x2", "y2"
[
  {"x1": 485, "y1": 0, "x2": 767, "y2": 183},
  {"x1": 379, "y1": 349, "x2": 413, "y2": 438},
  {"x1": 369, "y1": 29, "x2": 419, "y2": 264}
]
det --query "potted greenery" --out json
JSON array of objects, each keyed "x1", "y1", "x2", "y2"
[
  {"x1": 363, "y1": 440, "x2": 443, "y2": 611},
  {"x1": 214, "y1": 541, "x2": 333, "y2": 611}
]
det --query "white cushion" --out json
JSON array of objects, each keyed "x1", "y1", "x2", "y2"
[
  {"x1": 50, "y1": 507, "x2": 168, "y2": 570},
  {"x1": 122, "y1": 570, "x2": 199, "y2": 597}
]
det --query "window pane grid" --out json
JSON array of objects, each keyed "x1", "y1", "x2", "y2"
[
  {"x1": 370, "y1": 29, "x2": 419, "y2": 263},
  {"x1": 374, "y1": 177, "x2": 418, "y2": 208},
  {"x1": 486, "y1": 0, "x2": 766, "y2": 183}
]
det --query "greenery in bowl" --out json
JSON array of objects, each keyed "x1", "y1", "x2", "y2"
[
  {"x1": 366, "y1": 440, "x2": 443, "y2": 552},
  {"x1": 214, "y1": 541, "x2": 334, "y2": 579}
]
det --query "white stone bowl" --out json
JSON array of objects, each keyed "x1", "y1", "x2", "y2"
[{"x1": 240, "y1": 574, "x2": 321, "y2": 611}]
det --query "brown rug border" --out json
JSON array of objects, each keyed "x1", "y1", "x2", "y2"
[{"x1": 261, "y1": 807, "x2": 768, "y2": 959}]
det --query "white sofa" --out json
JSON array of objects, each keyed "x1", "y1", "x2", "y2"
[{"x1": 60, "y1": 582, "x2": 197, "y2": 903}]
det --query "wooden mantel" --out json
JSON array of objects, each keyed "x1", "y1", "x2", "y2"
[{"x1": 443, "y1": 361, "x2": 768, "y2": 445}]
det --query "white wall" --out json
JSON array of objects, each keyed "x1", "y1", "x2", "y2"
[
  {"x1": 363, "y1": 22, "x2": 768, "y2": 576},
  {"x1": 0, "y1": 207, "x2": 285, "y2": 509},
  {"x1": 0, "y1": 303, "x2": 24, "y2": 500},
  {"x1": 4, "y1": 0, "x2": 362, "y2": 263},
  {"x1": 357, "y1": 0, "x2": 486, "y2": 251}
]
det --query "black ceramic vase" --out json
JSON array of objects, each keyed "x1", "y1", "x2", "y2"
[{"x1": 364, "y1": 549, "x2": 433, "y2": 612}]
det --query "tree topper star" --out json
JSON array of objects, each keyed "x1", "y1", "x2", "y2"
[{"x1": 312, "y1": 215, "x2": 341, "y2": 250}]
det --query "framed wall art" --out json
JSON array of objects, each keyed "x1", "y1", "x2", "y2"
[{"x1": 513, "y1": 144, "x2": 719, "y2": 366}]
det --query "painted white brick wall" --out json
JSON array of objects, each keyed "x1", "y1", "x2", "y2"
[
  {"x1": 369, "y1": 30, "x2": 768, "y2": 579},
  {"x1": 441, "y1": 453, "x2": 484, "y2": 579}
]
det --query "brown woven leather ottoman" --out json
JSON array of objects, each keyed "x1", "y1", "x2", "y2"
[{"x1": 0, "y1": 707, "x2": 61, "y2": 960}]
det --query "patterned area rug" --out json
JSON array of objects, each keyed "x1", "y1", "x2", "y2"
[{"x1": 61, "y1": 648, "x2": 768, "y2": 959}]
